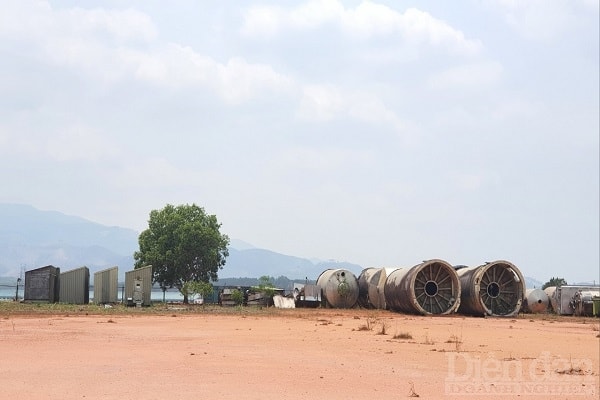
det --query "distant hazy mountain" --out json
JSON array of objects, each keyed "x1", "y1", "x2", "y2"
[
  {"x1": 0, "y1": 203, "x2": 362, "y2": 281},
  {"x1": 0, "y1": 204, "x2": 138, "y2": 279},
  {"x1": 0, "y1": 204, "x2": 550, "y2": 285}
]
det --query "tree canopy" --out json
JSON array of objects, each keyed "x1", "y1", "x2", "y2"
[
  {"x1": 134, "y1": 204, "x2": 229, "y2": 303},
  {"x1": 542, "y1": 277, "x2": 567, "y2": 290}
]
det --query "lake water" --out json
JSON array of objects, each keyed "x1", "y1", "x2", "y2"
[{"x1": 0, "y1": 284, "x2": 187, "y2": 303}]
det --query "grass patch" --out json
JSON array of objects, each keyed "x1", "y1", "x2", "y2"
[{"x1": 394, "y1": 331, "x2": 413, "y2": 340}]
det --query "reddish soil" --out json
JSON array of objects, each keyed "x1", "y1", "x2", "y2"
[{"x1": 0, "y1": 308, "x2": 598, "y2": 399}]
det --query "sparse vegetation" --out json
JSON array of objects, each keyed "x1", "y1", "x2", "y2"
[
  {"x1": 377, "y1": 321, "x2": 389, "y2": 335},
  {"x1": 394, "y1": 331, "x2": 413, "y2": 340},
  {"x1": 446, "y1": 333, "x2": 463, "y2": 352}
]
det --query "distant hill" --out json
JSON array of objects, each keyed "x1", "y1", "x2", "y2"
[
  {"x1": 0, "y1": 203, "x2": 362, "y2": 282},
  {"x1": 0, "y1": 204, "x2": 139, "y2": 279}
]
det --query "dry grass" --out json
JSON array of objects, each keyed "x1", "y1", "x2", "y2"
[{"x1": 394, "y1": 331, "x2": 413, "y2": 340}]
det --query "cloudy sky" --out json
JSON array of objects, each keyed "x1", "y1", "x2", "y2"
[{"x1": 1, "y1": 0, "x2": 598, "y2": 282}]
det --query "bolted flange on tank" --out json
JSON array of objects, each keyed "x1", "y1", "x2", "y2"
[
  {"x1": 456, "y1": 260, "x2": 525, "y2": 317},
  {"x1": 384, "y1": 259, "x2": 461, "y2": 315},
  {"x1": 316, "y1": 269, "x2": 359, "y2": 309}
]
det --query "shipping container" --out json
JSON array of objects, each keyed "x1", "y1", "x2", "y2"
[
  {"x1": 59, "y1": 267, "x2": 90, "y2": 304},
  {"x1": 24, "y1": 265, "x2": 60, "y2": 303},
  {"x1": 94, "y1": 267, "x2": 118, "y2": 304},
  {"x1": 124, "y1": 266, "x2": 152, "y2": 307}
]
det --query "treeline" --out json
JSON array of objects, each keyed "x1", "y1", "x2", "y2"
[{"x1": 214, "y1": 275, "x2": 316, "y2": 289}]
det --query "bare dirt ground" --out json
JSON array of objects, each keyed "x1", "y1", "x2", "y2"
[{"x1": 0, "y1": 306, "x2": 598, "y2": 400}]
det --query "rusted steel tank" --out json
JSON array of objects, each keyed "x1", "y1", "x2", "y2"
[
  {"x1": 384, "y1": 259, "x2": 461, "y2": 315},
  {"x1": 522, "y1": 288, "x2": 549, "y2": 313},
  {"x1": 357, "y1": 267, "x2": 396, "y2": 309},
  {"x1": 456, "y1": 260, "x2": 525, "y2": 317},
  {"x1": 316, "y1": 269, "x2": 359, "y2": 308}
]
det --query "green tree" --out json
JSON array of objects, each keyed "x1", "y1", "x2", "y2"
[
  {"x1": 180, "y1": 280, "x2": 214, "y2": 306},
  {"x1": 542, "y1": 277, "x2": 567, "y2": 290},
  {"x1": 231, "y1": 289, "x2": 244, "y2": 306},
  {"x1": 134, "y1": 204, "x2": 229, "y2": 303},
  {"x1": 256, "y1": 275, "x2": 276, "y2": 306}
]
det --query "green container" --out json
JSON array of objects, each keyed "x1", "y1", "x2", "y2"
[{"x1": 593, "y1": 296, "x2": 600, "y2": 317}]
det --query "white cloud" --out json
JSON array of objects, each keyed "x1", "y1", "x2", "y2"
[
  {"x1": 242, "y1": 0, "x2": 482, "y2": 54},
  {"x1": 297, "y1": 84, "x2": 403, "y2": 131},
  {"x1": 427, "y1": 61, "x2": 503, "y2": 89},
  {"x1": 489, "y1": 0, "x2": 596, "y2": 40}
]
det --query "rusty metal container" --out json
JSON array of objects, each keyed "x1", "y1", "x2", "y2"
[
  {"x1": 522, "y1": 288, "x2": 549, "y2": 313},
  {"x1": 384, "y1": 259, "x2": 460, "y2": 315},
  {"x1": 456, "y1": 260, "x2": 525, "y2": 317},
  {"x1": 358, "y1": 267, "x2": 397, "y2": 309},
  {"x1": 316, "y1": 269, "x2": 359, "y2": 308}
]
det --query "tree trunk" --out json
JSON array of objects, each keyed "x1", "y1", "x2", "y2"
[{"x1": 183, "y1": 294, "x2": 189, "y2": 304}]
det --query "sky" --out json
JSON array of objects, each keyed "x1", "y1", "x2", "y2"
[{"x1": 0, "y1": 0, "x2": 598, "y2": 283}]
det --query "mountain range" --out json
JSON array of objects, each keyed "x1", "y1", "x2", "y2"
[
  {"x1": 0, "y1": 203, "x2": 361, "y2": 282},
  {"x1": 0, "y1": 204, "x2": 559, "y2": 289}
]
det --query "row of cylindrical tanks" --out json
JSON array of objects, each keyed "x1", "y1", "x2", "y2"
[{"x1": 316, "y1": 259, "x2": 526, "y2": 317}]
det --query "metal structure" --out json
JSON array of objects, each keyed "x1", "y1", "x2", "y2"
[
  {"x1": 357, "y1": 267, "x2": 396, "y2": 309},
  {"x1": 59, "y1": 266, "x2": 90, "y2": 304},
  {"x1": 94, "y1": 266, "x2": 118, "y2": 304},
  {"x1": 316, "y1": 269, "x2": 359, "y2": 309},
  {"x1": 384, "y1": 259, "x2": 460, "y2": 315},
  {"x1": 543, "y1": 286, "x2": 558, "y2": 312},
  {"x1": 293, "y1": 283, "x2": 321, "y2": 308},
  {"x1": 571, "y1": 290, "x2": 600, "y2": 317},
  {"x1": 24, "y1": 265, "x2": 60, "y2": 303},
  {"x1": 456, "y1": 260, "x2": 525, "y2": 317},
  {"x1": 522, "y1": 288, "x2": 549, "y2": 314},
  {"x1": 554, "y1": 285, "x2": 600, "y2": 315},
  {"x1": 124, "y1": 265, "x2": 152, "y2": 307}
]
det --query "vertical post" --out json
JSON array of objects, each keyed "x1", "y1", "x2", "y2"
[{"x1": 15, "y1": 277, "x2": 21, "y2": 302}]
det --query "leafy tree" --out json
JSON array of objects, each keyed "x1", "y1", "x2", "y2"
[
  {"x1": 134, "y1": 204, "x2": 229, "y2": 303},
  {"x1": 180, "y1": 280, "x2": 214, "y2": 305},
  {"x1": 255, "y1": 275, "x2": 276, "y2": 307},
  {"x1": 231, "y1": 289, "x2": 244, "y2": 306},
  {"x1": 542, "y1": 277, "x2": 567, "y2": 290}
]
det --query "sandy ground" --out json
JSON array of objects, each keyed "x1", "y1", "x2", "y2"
[{"x1": 0, "y1": 307, "x2": 598, "y2": 400}]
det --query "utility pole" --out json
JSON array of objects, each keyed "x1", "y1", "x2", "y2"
[{"x1": 15, "y1": 277, "x2": 21, "y2": 302}]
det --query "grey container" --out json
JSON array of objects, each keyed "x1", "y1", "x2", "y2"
[
  {"x1": 59, "y1": 266, "x2": 90, "y2": 304},
  {"x1": 124, "y1": 265, "x2": 153, "y2": 306},
  {"x1": 456, "y1": 260, "x2": 525, "y2": 317},
  {"x1": 24, "y1": 265, "x2": 60, "y2": 303},
  {"x1": 384, "y1": 259, "x2": 461, "y2": 315},
  {"x1": 316, "y1": 269, "x2": 359, "y2": 308},
  {"x1": 94, "y1": 266, "x2": 118, "y2": 304}
]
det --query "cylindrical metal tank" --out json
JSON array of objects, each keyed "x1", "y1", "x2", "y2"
[
  {"x1": 543, "y1": 286, "x2": 558, "y2": 313},
  {"x1": 384, "y1": 259, "x2": 461, "y2": 315},
  {"x1": 316, "y1": 269, "x2": 359, "y2": 309},
  {"x1": 457, "y1": 260, "x2": 525, "y2": 317},
  {"x1": 523, "y1": 288, "x2": 549, "y2": 313},
  {"x1": 357, "y1": 267, "x2": 396, "y2": 309}
]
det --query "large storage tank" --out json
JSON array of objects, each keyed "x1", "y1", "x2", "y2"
[
  {"x1": 522, "y1": 288, "x2": 549, "y2": 313},
  {"x1": 456, "y1": 260, "x2": 525, "y2": 317},
  {"x1": 316, "y1": 269, "x2": 359, "y2": 308},
  {"x1": 384, "y1": 259, "x2": 461, "y2": 315},
  {"x1": 59, "y1": 266, "x2": 90, "y2": 304},
  {"x1": 24, "y1": 265, "x2": 60, "y2": 303},
  {"x1": 94, "y1": 266, "x2": 119, "y2": 304},
  {"x1": 543, "y1": 286, "x2": 558, "y2": 313},
  {"x1": 358, "y1": 267, "x2": 396, "y2": 309}
]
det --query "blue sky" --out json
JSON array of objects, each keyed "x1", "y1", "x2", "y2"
[{"x1": 0, "y1": 0, "x2": 598, "y2": 282}]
